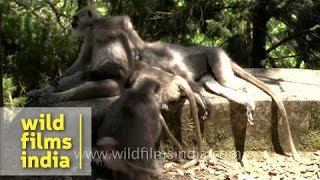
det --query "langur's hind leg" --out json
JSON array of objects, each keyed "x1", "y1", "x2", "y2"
[
  {"x1": 27, "y1": 70, "x2": 88, "y2": 98},
  {"x1": 208, "y1": 48, "x2": 245, "y2": 91},
  {"x1": 27, "y1": 86, "x2": 55, "y2": 98},
  {"x1": 53, "y1": 70, "x2": 89, "y2": 92},
  {"x1": 38, "y1": 79, "x2": 121, "y2": 105},
  {"x1": 199, "y1": 74, "x2": 255, "y2": 125}
]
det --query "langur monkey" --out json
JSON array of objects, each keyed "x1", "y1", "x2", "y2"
[
  {"x1": 130, "y1": 61, "x2": 204, "y2": 169},
  {"x1": 94, "y1": 137, "x2": 161, "y2": 179},
  {"x1": 26, "y1": 6, "x2": 190, "y2": 164},
  {"x1": 96, "y1": 78, "x2": 163, "y2": 180},
  {"x1": 27, "y1": 6, "x2": 137, "y2": 103},
  {"x1": 122, "y1": 20, "x2": 300, "y2": 160}
]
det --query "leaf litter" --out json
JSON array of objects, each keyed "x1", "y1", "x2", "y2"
[{"x1": 161, "y1": 151, "x2": 320, "y2": 180}]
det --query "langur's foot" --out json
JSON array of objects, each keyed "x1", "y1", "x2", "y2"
[
  {"x1": 195, "y1": 94, "x2": 210, "y2": 120},
  {"x1": 27, "y1": 85, "x2": 55, "y2": 98},
  {"x1": 198, "y1": 104, "x2": 209, "y2": 121},
  {"x1": 246, "y1": 108, "x2": 254, "y2": 125},
  {"x1": 161, "y1": 104, "x2": 169, "y2": 111},
  {"x1": 246, "y1": 101, "x2": 255, "y2": 125}
]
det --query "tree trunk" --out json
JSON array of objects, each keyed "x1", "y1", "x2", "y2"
[{"x1": 251, "y1": 0, "x2": 270, "y2": 68}]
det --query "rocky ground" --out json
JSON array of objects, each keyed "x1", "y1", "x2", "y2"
[{"x1": 162, "y1": 151, "x2": 320, "y2": 180}]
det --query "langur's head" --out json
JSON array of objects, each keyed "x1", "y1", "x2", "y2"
[
  {"x1": 71, "y1": 6, "x2": 100, "y2": 37},
  {"x1": 93, "y1": 15, "x2": 134, "y2": 34},
  {"x1": 132, "y1": 78, "x2": 163, "y2": 106}
]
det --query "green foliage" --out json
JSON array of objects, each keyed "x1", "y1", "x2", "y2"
[
  {"x1": 1, "y1": 0, "x2": 80, "y2": 102},
  {"x1": 1, "y1": 0, "x2": 319, "y2": 106},
  {"x1": 266, "y1": 18, "x2": 297, "y2": 67},
  {"x1": 3, "y1": 75, "x2": 27, "y2": 107},
  {"x1": 190, "y1": 29, "x2": 214, "y2": 46},
  {"x1": 267, "y1": 0, "x2": 320, "y2": 68}
]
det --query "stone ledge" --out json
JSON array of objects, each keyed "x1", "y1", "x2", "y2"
[
  {"x1": 48, "y1": 69, "x2": 320, "y2": 152},
  {"x1": 167, "y1": 68, "x2": 320, "y2": 152}
]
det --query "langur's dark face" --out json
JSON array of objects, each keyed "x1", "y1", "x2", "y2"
[
  {"x1": 71, "y1": 15, "x2": 79, "y2": 29},
  {"x1": 71, "y1": 9, "x2": 94, "y2": 30}
]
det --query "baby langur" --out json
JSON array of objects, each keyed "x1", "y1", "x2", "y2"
[
  {"x1": 122, "y1": 22, "x2": 299, "y2": 160},
  {"x1": 130, "y1": 62, "x2": 203, "y2": 169}
]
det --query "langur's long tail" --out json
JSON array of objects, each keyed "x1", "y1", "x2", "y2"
[
  {"x1": 159, "y1": 115, "x2": 183, "y2": 151},
  {"x1": 178, "y1": 78, "x2": 203, "y2": 169},
  {"x1": 231, "y1": 62, "x2": 300, "y2": 160}
]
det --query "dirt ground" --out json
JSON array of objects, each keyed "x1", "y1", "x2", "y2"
[
  {"x1": 161, "y1": 151, "x2": 320, "y2": 180},
  {"x1": 0, "y1": 151, "x2": 318, "y2": 180}
]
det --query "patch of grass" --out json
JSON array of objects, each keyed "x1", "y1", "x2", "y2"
[{"x1": 301, "y1": 131, "x2": 320, "y2": 151}]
